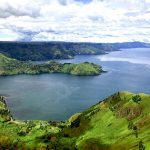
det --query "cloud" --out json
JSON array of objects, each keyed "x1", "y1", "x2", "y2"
[
  {"x1": 0, "y1": 0, "x2": 150, "y2": 43},
  {"x1": 0, "y1": 0, "x2": 40, "y2": 18}
]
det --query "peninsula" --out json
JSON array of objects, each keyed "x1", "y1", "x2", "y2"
[{"x1": 0, "y1": 53, "x2": 103, "y2": 76}]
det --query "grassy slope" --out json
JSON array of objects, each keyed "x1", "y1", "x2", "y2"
[
  {"x1": 61, "y1": 62, "x2": 103, "y2": 76},
  {"x1": 0, "y1": 92, "x2": 150, "y2": 149},
  {"x1": 0, "y1": 53, "x2": 103, "y2": 76},
  {"x1": 76, "y1": 92, "x2": 150, "y2": 149}
]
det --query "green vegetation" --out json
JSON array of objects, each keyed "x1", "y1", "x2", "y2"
[
  {"x1": 0, "y1": 41, "x2": 149, "y2": 61},
  {"x1": 0, "y1": 91, "x2": 150, "y2": 149},
  {"x1": 61, "y1": 62, "x2": 103, "y2": 76},
  {"x1": 132, "y1": 95, "x2": 142, "y2": 103},
  {"x1": 0, "y1": 42, "x2": 117, "y2": 61},
  {"x1": 0, "y1": 53, "x2": 103, "y2": 76}
]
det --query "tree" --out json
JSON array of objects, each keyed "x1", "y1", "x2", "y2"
[
  {"x1": 139, "y1": 141, "x2": 145, "y2": 150},
  {"x1": 132, "y1": 95, "x2": 141, "y2": 103}
]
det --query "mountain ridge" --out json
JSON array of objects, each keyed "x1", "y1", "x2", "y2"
[
  {"x1": 0, "y1": 41, "x2": 117, "y2": 61},
  {"x1": 0, "y1": 41, "x2": 149, "y2": 61}
]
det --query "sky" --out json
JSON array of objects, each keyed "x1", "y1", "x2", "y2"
[{"x1": 0, "y1": 0, "x2": 150, "y2": 43}]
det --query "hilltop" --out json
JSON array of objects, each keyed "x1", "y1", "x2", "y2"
[
  {"x1": 0, "y1": 53, "x2": 103, "y2": 76},
  {"x1": 0, "y1": 91, "x2": 150, "y2": 149}
]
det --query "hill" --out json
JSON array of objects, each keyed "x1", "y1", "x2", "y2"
[
  {"x1": 0, "y1": 91, "x2": 150, "y2": 149},
  {"x1": 0, "y1": 53, "x2": 103, "y2": 76},
  {"x1": 113, "y1": 42, "x2": 150, "y2": 49},
  {"x1": 0, "y1": 41, "x2": 117, "y2": 61},
  {"x1": 0, "y1": 41, "x2": 149, "y2": 61}
]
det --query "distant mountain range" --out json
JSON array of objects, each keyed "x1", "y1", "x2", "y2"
[
  {"x1": 113, "y1": 41, "x2": 150, "y2": 49},
  {"x1": 0, "y1": 41, "x2": 149, "y2": 61}
]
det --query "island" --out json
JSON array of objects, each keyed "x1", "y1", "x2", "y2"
[
  {"x1": 0, "y1": 91, "x2": 149, "y2": 149},
  {"x1": 0, "y1": 53, "x2": 104, "y2": 76}
]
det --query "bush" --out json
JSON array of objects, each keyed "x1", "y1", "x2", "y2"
[{"x1": 132, "y1": 95, "x2": 141, "y2": 103}]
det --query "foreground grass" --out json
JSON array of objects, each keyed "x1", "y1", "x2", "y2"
[{"x1": 0, "y1": 91, "x2": 150, "y2": 149}]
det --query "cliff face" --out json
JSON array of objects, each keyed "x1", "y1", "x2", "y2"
[{"x1": 0, "y1": 92, "x2": 150, "y2": 150}]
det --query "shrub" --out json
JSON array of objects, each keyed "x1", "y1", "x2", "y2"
[{"x1": 132, "y1": 95, "x2": 141, "y2": 103}]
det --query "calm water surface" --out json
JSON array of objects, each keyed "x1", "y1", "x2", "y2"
[{"x1": 0, "y1": 48, "x2": 150, "y2": 120}]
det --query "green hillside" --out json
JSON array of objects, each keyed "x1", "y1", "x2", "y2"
[
  {"x1": 0, "y1": 41, "x2": 149, "y2": 61},
  {"x1": 0, "y1": 91, "x2": 150, "y2": 149},
  {"x1": 0, "y1": 42, "x2": 117, "y2": 61},
  {"x1": 0, "y1": 53, "x2": 103, "y2": 76}
]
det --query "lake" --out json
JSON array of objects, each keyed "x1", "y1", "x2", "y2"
[{"x1": 0, "y1": 48, "x2": 150, "y2": 121}]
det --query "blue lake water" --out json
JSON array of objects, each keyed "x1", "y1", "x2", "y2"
[{"x1": 0, "y1": 48, "x2": 150, "y2": 121}]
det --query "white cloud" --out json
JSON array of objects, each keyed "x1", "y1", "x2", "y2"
[
  {"x1": 0, "y1": 0, "x2": 40, "y2": 18},
  {"x1": 0, "y1": 29, "x2": 19, "y2": 41},
  {"x1": 0, "y1": 0, "x2": 150, "y2": 43}
]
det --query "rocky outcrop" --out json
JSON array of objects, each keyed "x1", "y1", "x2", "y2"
[{"x1": 0, "y1": 96, "x2": 13, "y2": 122}]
